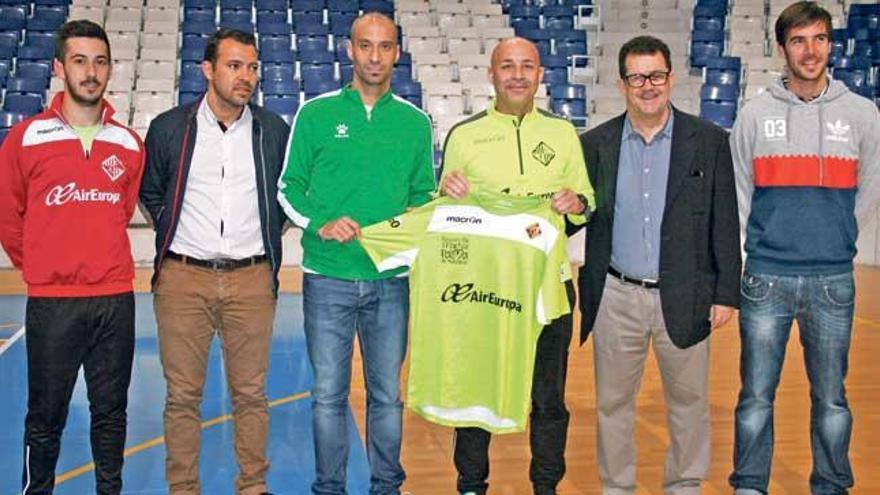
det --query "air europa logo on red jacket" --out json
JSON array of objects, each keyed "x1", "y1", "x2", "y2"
[{"x1": 44, "y1": 182, "x2": 121, "y2": 206}]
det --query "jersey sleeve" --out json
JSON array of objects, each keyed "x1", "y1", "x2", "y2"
[
  {"x1": 438, "y1": 125, "x2": 466, "y2": 187},
  {"x1": 409, "y1": 113, "x2": 437, "y2": 207},
  {"x1": 277, "y1": 107, "x2": 330, "y2": 235},
  {"x1": 0, "y1": 123, "x2": 27, "y2": 269},
  {"x1": 360, "y1": 200, "x2": 437, "y2": 272},
  {"x1": 536, "y1": 214, "x2": 573, "y2": 325}
]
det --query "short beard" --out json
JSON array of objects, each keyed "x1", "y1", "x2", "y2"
[{"x1": 64, "y1": 79, "x2": 104, "y2": 107}]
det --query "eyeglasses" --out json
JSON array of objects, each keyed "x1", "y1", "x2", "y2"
[{"x1": 623, "y1": 70, "x2": 671, "y2": 88}]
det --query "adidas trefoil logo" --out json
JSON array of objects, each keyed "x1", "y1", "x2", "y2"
[
  {"x1": 335, "y1": 123, "x2": 349, "y2": 139},
  {"x1": 825, "y1": 119, "x2": 850, "y2": 143}
]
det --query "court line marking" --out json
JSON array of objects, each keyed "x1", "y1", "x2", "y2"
[
  {"x1": 39, "y1": 315, "x2": 880, "y2": 485},
  {"x1": 55, "y1": 391, "x2": 311, "y2": 484},
  {"x1": 0, "y1": 325, "x2": 24, "y2": 357}
]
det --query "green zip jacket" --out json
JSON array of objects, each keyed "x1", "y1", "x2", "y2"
[
  {"x1": 277, "y1": 85, "x2": 436, "y2": 280},
  {"x1": 440, "y1": 101, "x2": 594, "y2": 225}
]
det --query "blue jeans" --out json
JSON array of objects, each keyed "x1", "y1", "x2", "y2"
[
  {"x1": 730, "y1": 271, "x2": 855, "y2": 495},
  {"x1": 303, "y1": 273, "x2": 409, "y2": 495}
]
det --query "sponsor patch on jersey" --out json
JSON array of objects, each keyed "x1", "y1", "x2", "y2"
[
  {"x1": 531, "y1": 141, "x2": 556, "y2": 166},
  {"x1": 44, "y1": 182, "x2": 121, "y2": 206},
  {"x1": 440, "y1": 236, "x2": 468, "y2": 265},
  {"x1": 101, "y1": 154, "x2": 125, "y2": 181},
  {"x1": 525, "y1": 222, "x2": 542, "y2": 239}
]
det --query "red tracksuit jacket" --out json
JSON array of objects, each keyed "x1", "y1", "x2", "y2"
[{"x1": 0, "y1": 92, "x2": 145, "y2": 297}]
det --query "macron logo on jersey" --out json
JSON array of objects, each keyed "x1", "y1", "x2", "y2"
[
  {"x1": 45, "y1": 182, "x2": 121, "y2": 206},
  {"x1": 445, "y1": 215, "x2": 483, "y2": 225}
]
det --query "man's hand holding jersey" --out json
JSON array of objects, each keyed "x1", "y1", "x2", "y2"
[
  {"x1": 318, "y1": 216, "x2": 361, "y2": 242},
  {"x1": 440, "y1": 171, "x2": 470, "y2": 199}
]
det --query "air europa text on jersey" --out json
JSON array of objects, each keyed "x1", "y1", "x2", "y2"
[{"x1": 440, "y1": 283, "x2": 522, "y2": 312}]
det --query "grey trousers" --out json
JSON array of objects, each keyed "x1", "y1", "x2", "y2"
[{"x1": 592, "y1": 274, "x2": 710, "y2": 495}]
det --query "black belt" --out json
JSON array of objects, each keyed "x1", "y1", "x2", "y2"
[
  {"x1": 608, "y1": 266, "x2": 660, "y2": 289},
  {"x1": 166, "y1": 251, "x2": 267, "y2": 271}
]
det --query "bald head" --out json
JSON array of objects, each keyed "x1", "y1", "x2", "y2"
[
  {"x1": 347, "y1": 12, "x2": 399, "y2": 101},
  {"x1": 490, "y1": 37, "x2": 541, "y2": 69},
  {"x1": 488, "y1": 37, "x2": 544, "y2": 117},
  {"x1": 350, "y1": 12, "x2": 398, "y2": 41}
]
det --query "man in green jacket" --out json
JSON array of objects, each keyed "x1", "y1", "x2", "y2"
[{"x1": 276, "y1": 12, "x2": 435, "y2": 495}]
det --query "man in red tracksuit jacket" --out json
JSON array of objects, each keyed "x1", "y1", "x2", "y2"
[{"x1": 0, "y1": 20, "x2": 144, "y2": 495}]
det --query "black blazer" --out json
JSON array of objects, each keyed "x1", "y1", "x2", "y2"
[{"x1": 576, "y1": 108, "x2": 741, "y2": 349}]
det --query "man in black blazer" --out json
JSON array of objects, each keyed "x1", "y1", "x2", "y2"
[{"x1": 575, "y1": 36, "x2": 741, "y2": 494}]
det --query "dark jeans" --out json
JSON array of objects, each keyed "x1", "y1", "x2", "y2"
[
  {"x1": 22, "y1": 292, "x2": 135, "y2": 495},
  {"x1": 303, "y1": 273, "x2": 409, "y2": 495},
  {"x1": 454, "y1": 282, "x2": 575, "y2": 495},
  {"x1": 730, "y1": 272, "x2": 855, "y2": 495}
]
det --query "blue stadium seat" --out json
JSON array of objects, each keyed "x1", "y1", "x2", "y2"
[
  {"x1": 511, "y1": 18, "x2": 541, "y2": 33},
  {"x1": 542, "y1": 54, "x2": 570, "y2": 71},
  {"x1": 543, "y1": 67, "x2": 569, "y2": 86},
  {"x1": 179, "y1": 77, "x2": 207, "y2": 93},
  {"x1": 298, "y1": 47, "x2": 333, "y2": 64},
  {"x1": 509, "y1": 5, "x2": 540, "y2": 21},
  {"x1": 297, "y1": 34, "x2": 329, "y2": 53},
  {"x1": 256, "y1": 0, "x2": 287, "y2": 11},
  {"x1": 690, "y1": 30, "x2": 724, "y2": 68},
  {"x1": 303, "y1": 78, "x2": 339, "y2": 99},
  {"x1": 220, "y1": 0, "x2": 251, "y2": 10},
  {"x1": 700, "y1": 101, "x2": 736, "y2": 128},
  {"x1": 704, "y1": 56, "x2": 741, "y2": 86},
  {"x1": 335, "y1": 38, "x2": 350, "y2": 62},
  {"x1": 0, "y1": 5, "x2": 26, "y2": 31},
  {"x1": 180, "y1": 61, "x2": 203, "y2": 81},
  {"x1": 220, "y1": 9, "x2": 252, "y2": 25},
  {"x1": 25, "y1": 31, "x2": 56, "y2": 49},
  {"x1": 17, "y1": 45, "x2": 53, "y2": 62},
  {"x1": 292, "y1": 12, "x2": 324, "y2": 28},
  {"x1": 0, "y1": 65, "x2": 9, "y2": 87},
  {"x1": 262, "y1": 78, "x2": 300, "y2": 96},
  {"x1": 262, "y1": 62, "x2": 295, "y2": 81},
  {"x1": 337, "y1": 63, "x2": 351, "y2": 83},
  {"x1": 549, "y1": 83, "x2": 586, "y2": 101},
  {"x1": 263, "y1": 94, "x2": 299, "y2": 115},
  {"x1": 256, "y1": 10, "x2": 287, "y2": 25},
  {"x1": 4, "y1": 93, "x2": 43, "y2": 115},
  {"x1": 179, "y1": 91, "x2": 201, "y2": 105},
  {"x1": 182, "y1": 20, "x2": 219, "y2": 36},
  {"x1": 551, "y1": 98, "x2": 587, "y2": 119},
  {"x1": 261, "y1": 45, "x2": 295, "y2": 63},
  {"x1": 29, "y1": 6, "x2": 67, "y2": 30},
  {"x1": 32, "y1": 0, "x2": 68, "y2": 7},
  {"x1": 392, "y1": 80, "x2": 422, "y2": 107},
  {"x1": 330, "y1": 13, "x2": 356, "y2": 36},
  {"x1": 219, "y1": 18, "x2": 254, "y2": 32},
  {"x1": 391, "y1": 66, "x2": 412, "y2": 84},
  {"x1": 185, "y1": 7, "x2": 216, "y2": 23},
  {"x1": 693, "y1": 5, "x2": 726, "y2": 31},
  {"x1": 291, "y1": 0, "x2": 323, "y2": 10},
  {"x1": 257, "y1": 21, "x2": 292, "y2": 35},
  {"x1": 360, "y1": 0, "x2": 393, "y2": 16},
  {"x1": 300, "y1": 62, "x2": 334, "y2": 83},
  {"x1": 181, "y1": 46, "x2": 205, "y2": 62},
  {"x1": 16, "y1": 61, "x2": 51, "y2": 81},
  {"x1": 327, "y1": 0, "x2": 357, "y2": 13},
  {"x1": 517, "y1": 28, "x2": 552, "y2": 55},
  {"x1": 0, "y1": 32, "x2": 20, "y2": 52},
  {"x1": 184, "y1": 0, "x2": 215, "y2": 9},
  {"x1": 0, "y1": 110, "x2": 27, "y2": 128},
  {"x1": 182, "y1": 34, "x2": 211, "y2": 51},
  {"x1": 555, "y1": 36, "x2": 587, "y2": 57},
  {"x1": 543, "y1": 6, "x2": 574, "y2": 31},
  {"x1": 261, "y1": 34, "x2": 291, "y2": 52},
  {"x1": 700, "y1": 83, "x2": 739, "y2": 103}
]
